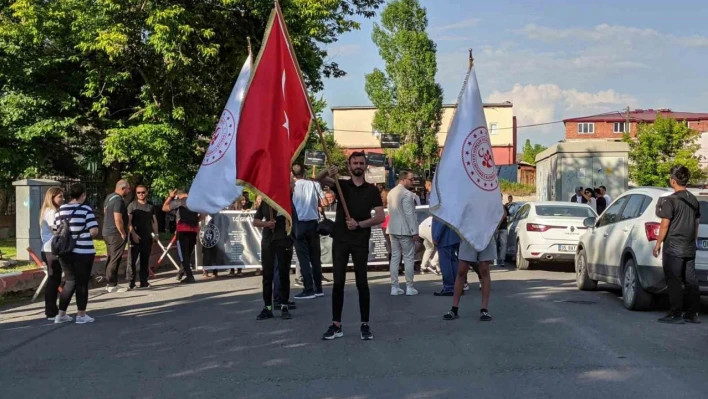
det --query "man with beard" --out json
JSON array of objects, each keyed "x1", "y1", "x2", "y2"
[{"x1": 317, "y1": 152, "x2": 385, "y2": 341}]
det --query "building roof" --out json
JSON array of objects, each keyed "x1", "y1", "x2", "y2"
[
  {"x1": 564, "y1": 109, "x2": 708, "y2": 123},
  {"x1": 535, "y1": 141, "x2": 630, "y2": 163},
  {"x1": 331, "y1": 101, "x2": 513, "y2": 111}
]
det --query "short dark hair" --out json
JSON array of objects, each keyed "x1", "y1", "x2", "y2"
[
  {"x1": 348, "y1": 151, "x2": 367, "y2": 164},
  {"x1": 599, "y1": 185, "x2": 607, "y2": 191},
  {"x1": 291, "y1": 163, "x2": 305, "y2": 178},
  {"x1": 136, "y1": 185, "x2": 148, "y2": 191},
  {"x1": 594, "y1": 188, "x2": 602, "y2": 195},
  {"x1": 398, "y1": 170, "x2": 413, "y2": 181},
  {"x1": 670, "y1": 165, "x2": 690, "y2": 186},
  {"x1": 69, "y1": 183, "x2": 86, "y2": 200}
]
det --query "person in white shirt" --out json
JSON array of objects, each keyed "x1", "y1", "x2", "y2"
[
  {"x1": 600, "y1": 185, "x2": 612, "y2": 205},
  {"x1": 418, "y1": 216, "x2": 439, "y2": 275},
  {"x1": 582, "y1": 188, "x2": 597, "y2": 212},
  {"x1": 387, "y1": 171, "x2": 420, "y2": 296},
  {"x1": 39, "y1": 187, "x2": 65, "y2": 320}
]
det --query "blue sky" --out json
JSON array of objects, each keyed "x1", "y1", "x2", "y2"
[{"x1": 319, "y1": 0, "x2": 708, "y2": 146}]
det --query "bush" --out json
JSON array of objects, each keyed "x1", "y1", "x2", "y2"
[{"x1": 499, "y1": 179, "x2": 535, "y2": 196}]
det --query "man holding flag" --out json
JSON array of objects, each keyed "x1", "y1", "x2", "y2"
[
  {"x1": 188, "y1": 2, "x2": 314, "y2": 314},
  {"x1": 429, "y1": 51, "x2": 503, "y2": 322}
]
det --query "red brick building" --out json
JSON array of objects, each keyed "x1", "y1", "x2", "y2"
[{"x1": 564, "y1": 109, "x2": 708, "y2": 141}]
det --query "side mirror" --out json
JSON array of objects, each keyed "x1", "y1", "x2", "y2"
[{"x1": 583, "y1": 217, "x2": 596, "y2": 228}]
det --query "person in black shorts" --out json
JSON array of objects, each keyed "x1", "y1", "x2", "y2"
[
  {"x1": 654, "y1": 165, "x2": 701, "y2": 324},
  {"x1": 317, "y1": 152, "x2": 385, "y2": 341},
  {"x1": 253, "y1": 199, "x2": 294, "y2": 320}
]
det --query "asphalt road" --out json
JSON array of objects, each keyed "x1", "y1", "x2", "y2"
[{"x1": 2, "y1": 263, "x2": 708, "y2": 399}]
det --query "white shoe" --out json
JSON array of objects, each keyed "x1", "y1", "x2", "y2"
[
  {"x1": 54, "y1": 314, "x2": 73, "y2": 324},
  {"x1": 390, "y1": 287, "x2": 404, "y2": 296},
  {"x1": 75, "y1": 314, "x2": 95, "y2": 324},
  {"x1": 406, "y1": 287, "x2": 419, "y2": 296},
  {"x1": 463, "y1": 283, "x2": 470, "y2": 291},
  {"x1": 106, "y1": 285, "x2": 127, "y2": 293}
]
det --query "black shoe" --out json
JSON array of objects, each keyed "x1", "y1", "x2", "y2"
[
  {"x1": 682, "y1": 312, "x2": 700, "y2": 324},
  {"x1": 138, "y1": 283, "x2": 151, "y2": 289},
  {"x1": 480, "y1": 310, "x2": 493, "y2": 321},
  {"x1": 360, "y1": 323, "x2": 374, "y2": 341},
  {"x1": 257, "y1": 308, "x2": 274, "y2": 321},
  {"x1": 294, "y1": 291, "x2": 316, "y2": 300},
  {"x1": 176, "y1": 271, "x2": 184, "y2": 281},
  {"x1": 322, "y1": 324, "x2": 343, "y2": 340},
  {"x1": 658, "y1": 313, "x2": 685, "y2": 324},
  {"x1": 433, "y1": 290, "x2": 454, "y2": 297},
  {"x1": 180, "y1": 277, "x2": 196, "y2": 284},
  {"x1": 284, "y1": 301, "x2": 297, "y2": 310},
  {"x1": 281, "y1": 306, "x2": 292, "y2": 320},
  {"x1": 443, "y1": 310, "x2": 458, "y2": 320},
  {"x1": 128, "y1": 282, "x2": 137, "y2": 291},
  {"x1": 229, "y1": 269, "x2": 236, "y2": 276}
]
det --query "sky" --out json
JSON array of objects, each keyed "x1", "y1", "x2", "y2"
[{"x1": 319, "y1": 0, "x2": 708, "y2": 147}]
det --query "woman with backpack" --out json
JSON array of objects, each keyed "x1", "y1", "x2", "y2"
[
  {"x1": 53, "y1": 184, "x2": 99, "y2": 324},
  {"x1": 40, "y1": 187, "x2": 65, "y2": 320}
]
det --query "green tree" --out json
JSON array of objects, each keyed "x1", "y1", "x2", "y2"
[
  {"x1": 0, "y1": 0, "x2": 383, "y2": 195},
  {"x1": 624, "y1": 116, "x2": 706, "y2": 186},
  {"x1": 364, "y1": 0, "x2": 443, "y2": 169},
  {"x1": 521, "y1": 139, "x2": 547, "y2": 164}
]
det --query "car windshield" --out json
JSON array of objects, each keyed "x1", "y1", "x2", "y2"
[
  {"x1": 698, "y1": 197, "x2": 708, "y2": 224},
  {"x1": 535, "y1": 205, "x2": 595, "y2": 218}
]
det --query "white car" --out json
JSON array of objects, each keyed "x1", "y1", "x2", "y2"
[
  {"x1": 507, "y1": 202, "x2": 597, "y2": 270},
  {"x1": 575, "y1": 187, "x2": 708, "y2": 311}
]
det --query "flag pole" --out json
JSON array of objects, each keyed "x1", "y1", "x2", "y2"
[{"x1": 273, "y1": 0, "x2": 352, "y2": 220}]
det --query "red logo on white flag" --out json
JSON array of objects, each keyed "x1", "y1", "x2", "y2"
[
  {"x1": 462, "y1": 126, "x2": 498, "y2": 191},
  {"x1": 202, "y1": 110, "x2": 236, "y2": 166}
]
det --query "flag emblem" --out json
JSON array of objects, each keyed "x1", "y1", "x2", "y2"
[
  {"x1": 202, "y1": 109, "x2": 236, "y2": 166},
  {"x1": 462, "y1": 126, "x2": 498, "y2": 191}
]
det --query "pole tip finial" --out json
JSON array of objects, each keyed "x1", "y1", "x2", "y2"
[{"x1": 468, "y1": 48, "x2": 474, "y2": 68}]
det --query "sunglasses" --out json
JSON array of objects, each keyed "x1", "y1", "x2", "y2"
[{"x1": 136, "y1": 191, "x2": 147, "y2": 194}]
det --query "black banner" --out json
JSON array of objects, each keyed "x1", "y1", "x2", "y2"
[
  {"x1": 380, "y1": 133, "x2": 401, "y2": 149},
  {"x1": 304, "y1": 150, "x2": 326, "y2": 166}
]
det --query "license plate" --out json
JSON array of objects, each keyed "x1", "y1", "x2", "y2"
[
  {"x1": 697, "y1": 239, "x2": 708, "y2": 250},
  {"x1": 559, "y1": 245, "x2": 577, "y2": 252}
]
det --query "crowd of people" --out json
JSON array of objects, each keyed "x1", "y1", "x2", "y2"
[{"x1": 570, "y1": 185, "x2": 612, "y2": 214}]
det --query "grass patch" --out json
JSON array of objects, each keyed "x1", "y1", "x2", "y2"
[
  {"x1": 0, "y1": 261, "x2": 40, "y2": 274},
  {"x1": 0, "y1": 238, "x2": 17, "y2": 259},
  {"x1": 499, "y1": 179, "x2": 536, "y2": 196}
]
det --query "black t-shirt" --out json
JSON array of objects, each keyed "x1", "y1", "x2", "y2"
[
  {"x1": 128, "y1": 201, "x2": 155, "y2": 237},
  {"x1": 499, "y1": 204, "x2": 509, "y2": 229},
  {"x1": 596, "y1": 196, "x2": 607, "y2": 215},
  {"x1": 254, "y1": 202, "x2": 287, "y2": 243},
  {"x1": 656, "y1": 190, "x2": 701, "y2": 258},
  {"x1": 102, "y1": 193, "x2": 128, "y2": 237},
  {"x1": 331, "y1": 179, "x2": 383, "y2": 246}
]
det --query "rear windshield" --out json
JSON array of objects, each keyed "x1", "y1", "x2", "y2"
[{"x1": 535, "y1": 205, "x2": 595, "y2": 218}]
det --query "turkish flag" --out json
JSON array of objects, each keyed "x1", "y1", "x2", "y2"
[{"x1": 236, "y1": 6, "x2": 313, "y2": 231}]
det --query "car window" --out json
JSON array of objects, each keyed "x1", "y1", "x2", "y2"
[
  {"x1": 535, "y1": 205, "x2": 595, "y2": 218},
  {"x1": 517, "y1": 205, "x2": 530, "y2": 221},
  {"x1": 639, "y1": 195, "x2": 652, "y2": 216},
  {"x1": 597, "y1": 196, "x2": 628, "y2": 227},
  {"x1": 698, "y1": 196, "x2": 708, "y2": 225},
  {"x1": 620, "y1": 195, "x2": 647, "y2": 221}
]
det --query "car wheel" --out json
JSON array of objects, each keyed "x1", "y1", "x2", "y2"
[
  {"x1": 622, "y1": 258, "x2": 652, "y2": 311},
  {"x1": 575, "y1": 249, "x2": 597, "y2": 291},
  {"x1": 516, "y1": 241, "x2": 530, "y2": 270}
]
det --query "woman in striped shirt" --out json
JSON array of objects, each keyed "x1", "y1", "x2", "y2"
[
  {"x1": 39, "y1": 187, "x2": 65, "y2": 320},
  {"x1": 53, "y1": 184, "x2": 99, "y2": 324}
]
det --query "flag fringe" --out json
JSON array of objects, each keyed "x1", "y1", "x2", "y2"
[{"x1": 236, "y1": 179, "x2": 293, "y2": 235}]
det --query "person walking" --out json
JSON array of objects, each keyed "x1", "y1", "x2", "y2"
[
  {"x1": 127, "y1": 185, "x2": 159, "y2": 290},
  {"x1": 103, "y1": 180, "x2": 131, "y2": 293},
  {"x1": 162, "y1": 189, "x2": 200, "y2": 284},
  {"x1": 495, "y1": 194, "x2": 509, "y2": 266},
  {"x1": 291, "y1": 163, "x2": 326, "y2": 300},
  {"x1": 40, "y1": 187, "x2": 65, "y2": 320},
  {"x1": 387, "y1": 171, "x2": 420, "y2": 296},
  {"x1": 317, "y1": 152, "x2": 385, "y2": 341},
  {"x1": 253, "y1": 199, "x2": 294, "y2": 320},
  {"x1": 432, "y1": 218, "x2": 460, "y2": 296},
  {"x1": 53, "y1": 184, "x2": 100, "y2": 324},
  {"x1": 419, "y1": 216, "x2": 439, "y2": 275},
  {"x1": 654, "y1": 165, "x2": 701, "y2": 324}
]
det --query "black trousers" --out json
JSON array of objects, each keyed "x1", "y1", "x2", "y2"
[
  {"x1": 104, "y1": 234, "x2": 125, "y2": 287},
  {"x1": 41, "y1": 251, "x2": 62, "y2": 317},
  {"x1": 663, "y1": 253, "x2": 700, "y2": 315},
  {"x1": 58, "y1": 253, "x2": 94, "y2": 312},
  {"x1": 332, "y1": 239, "x2": 370, "y2": 323},
  {"x1": 177, "y1": 232, "x2": 196, "y2": 279},
  {"x1": 294, "y1": 220, "x2": 322, "y2": 294},
  {"x1": 262, "y1": 238, "x2": 293, "y2": 306},
  {"x1": 128, "y1": 236, "x2": 152, "y2": 285}
]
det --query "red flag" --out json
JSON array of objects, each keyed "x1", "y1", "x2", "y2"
[{"x1": 236, "y1": 5, "x2": 314, "y2": 231}]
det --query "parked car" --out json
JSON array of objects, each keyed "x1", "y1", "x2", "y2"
[
  {"x1": 507, "y1": 201, "x2": 527, "y2": 219},
  {"x1": 575, "y1": 187, "x2": 708, "y2": 311},
  {"x1": 507, "y1": 202, "x2": 597, "y2": 269}
]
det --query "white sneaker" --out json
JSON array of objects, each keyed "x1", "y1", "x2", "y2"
[
  {"x1": 390, "y1": 287, "x2": 404, "y2": 296},
  {"x1": 406, "y1": 287, "x2": 419, "y2": 296},
  {"x1": 106, "y1": 285, "x2": 128, "y2": 293},
  {"x1": 54, "y1": 314, "x2": 73, "y2": 324},
  {"x1": 463, "y1": 283, "x2": 470, "y2": 291},
  {"x1": 75, "y1": 314, "x2": 95, "y2": 324}
]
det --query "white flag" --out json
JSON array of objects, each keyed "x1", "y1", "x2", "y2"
[
  {"x1": 429, "y1": 67, "x2": 503, "y2": 251},
  {"x1": 187, "y1": 56, "x2": 251, "y2": 214}
]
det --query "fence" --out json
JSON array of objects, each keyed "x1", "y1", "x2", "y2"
[{"x1": 0, "y1": 173, "x2": 106, "y2": 216}]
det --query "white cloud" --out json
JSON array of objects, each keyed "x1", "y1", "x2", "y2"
[
  {"x1": 434, "y1": 18, "x2": 480, "y2": 31},
  {"x1": 326, "y1": 44, "x2": 361, "y2": 58}
]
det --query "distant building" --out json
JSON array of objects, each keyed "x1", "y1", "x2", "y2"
[{"x1": 331, "y1": 102, "x2": 517, "y2": 165}]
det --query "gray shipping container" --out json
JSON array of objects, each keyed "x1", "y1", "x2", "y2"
[{"x1": 535, "y1": 141, "x2": 629, "y2": 202}]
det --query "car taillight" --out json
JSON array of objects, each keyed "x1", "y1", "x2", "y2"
[
  {"x1": 528, "y1": 224, "x2": 551, "y2": 232},
  {"x1": 645, "y1": 222, "x2": 660, "y2": 241}
]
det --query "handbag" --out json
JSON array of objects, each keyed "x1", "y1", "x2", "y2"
[{"x1": 312, "y1": 181, "x2": 335, "y2": 236}]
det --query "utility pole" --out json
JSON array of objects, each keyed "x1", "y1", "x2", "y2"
[{"x1": 626, "y1": 106, "x2": 631, "y2": 136}]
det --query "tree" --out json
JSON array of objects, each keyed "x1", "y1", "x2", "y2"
[
  {"x1": 0, "y1": 0, "x2": 383, "y2": 195},
  {"x1": 624, "y1": 116, "x2": 706, "y2": 186},
  {"x1": 521, "y1": 139, "x2": 547, "y2": 165},
  {"x1": 364, "y1": 0, "x2": 443, "y2": 169}
]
